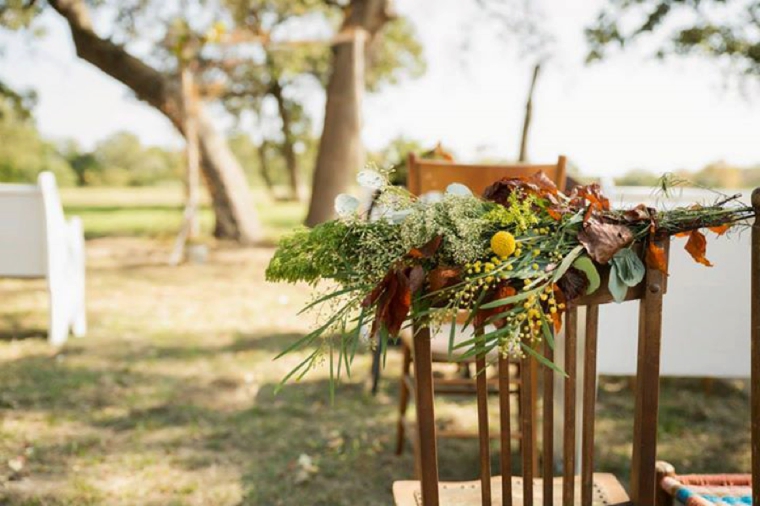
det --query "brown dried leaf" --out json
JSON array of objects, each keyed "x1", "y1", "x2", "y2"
[
  {"x1": 408, "y1": 265, "x2": 425, "y2": 294},
  {"x1": 684, "y1": 230, "x2": 713, "y2": 267},
  {"x1": 577, "y1": 221, "x2": 634, "y2": 264},
  {"x1": 709, "y1": 224, "x2": 731, "y2": 236},
  {"x1": 622, "y1": 204, "x2": 655, "y2": 224},
  {"x1": 646, "y1": 241, "x2": 668, "y2": 274},
  {"x1": 361, "y1": 270, "x2": 393, "y2": 308},
  {"x1": 427, "y1": 266, "x2": 461, "y2": 293},
  {"x1": 482, "y1": 171, "x2": 558, "y2": 205},
  {"x1": 408, "y1": 235, "x2": 442, "y2": 259},
  {"x1": 385, "y1": 271, "x2": 411, "y2": 336},
  {"x1": 557, "y1": 267, "x2": 589, "y2": 302},
  {"x1": 474, "y1": 283, "x2": 516, "y2": 329}
]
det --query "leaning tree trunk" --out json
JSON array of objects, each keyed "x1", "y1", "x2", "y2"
[
  {"x1": 304, "y1": 0, "x2": 394, "y2": 227},
  {"x1": 48, "y1": 0, "x2": 263, "y2": 243},
  {"x1": 196, "y1": 107, "x2": 263, "y2": 241}
]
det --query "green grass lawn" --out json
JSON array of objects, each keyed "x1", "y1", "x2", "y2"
[
  {"x1": 0, "y1": 188, "x2": 752, "y2": 505},
  {"x1": 60, "y1": 186, "x2": 305, "y2": 241}
]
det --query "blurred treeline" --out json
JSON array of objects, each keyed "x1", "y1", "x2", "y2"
[
  {"x1": 614, "y1": 163, "x2": 760, "y2": 189},
  {"x1": 0, "y1": 85, "x2": 422, "y2": 192},
  {"x1": 3, "y1": 81, "x2": 758, "y2": 190}
]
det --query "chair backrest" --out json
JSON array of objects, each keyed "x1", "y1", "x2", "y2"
[
  {"x1": 411, "y1": 241, "x2": 670, "y2": 506},
  {"x1": 407, "y1": 153, "x2": 568, "y2": 196},
  {"x1": 0, "y1": 172, "x2": 66, "y2": 279}
]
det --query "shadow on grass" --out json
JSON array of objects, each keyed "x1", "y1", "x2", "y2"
[
  {"x1": 0, "y1": 334, "x2": 752, "y2": 506},
  {"x1": 0, "y1": 328, "x2": 48, "y2": 341}
]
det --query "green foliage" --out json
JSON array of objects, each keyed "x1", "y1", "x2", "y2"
[
  {"x1": 266, "y1": 217, "x2": 406, "y2": 286},
  {"x1": 0, "y1": 90, "x2": 74, "y2": 185},
  {"x1": 614, "y1": 168, "x2": 661, "y2": 187},
  {"x1": 366, "y1": 17, "x2": 427, "y2": 91},
  {"x1": 0, "y1": 0, "x2": 41, "y2": 29},
  {"x1": 266, "y1": 222, "x2": 352, "y2": 285},
  {"x1": 366, "y1": 136, "x2": 426, "y2": 185},
  {"x1": 82, "y1": 132, "x2": 180, "y2": 186},
  {"x1": 587, "y1": 0, "x2": 760, "y2": 79}
]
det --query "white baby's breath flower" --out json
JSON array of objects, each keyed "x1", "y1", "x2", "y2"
[
  {"x1": 419, "y1": 191, "x2": 443, "y2": 204},
  {"x1": 334, "y1": 194, "x2": 359, "y2": 217},
  {"x1": 357, "y1": 169, "x2": 386, "y2": 190}
]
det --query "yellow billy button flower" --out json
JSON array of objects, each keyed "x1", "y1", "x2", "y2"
[{"x1": 490, "y1": 231, "x2": 517, "y2": 258}]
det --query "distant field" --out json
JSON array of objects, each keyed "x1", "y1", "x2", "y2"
[{"x1": 60, "y1": 185, "x2": 306, "y2": 241}]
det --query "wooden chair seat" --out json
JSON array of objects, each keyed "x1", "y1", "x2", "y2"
[{"x1": 393, "y1": 474, "x2": 631, "y2": 506}]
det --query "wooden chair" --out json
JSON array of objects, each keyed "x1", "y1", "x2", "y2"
[
  {"x1": 395, "y1": 155, "x2": 567, "y2": 469},
  {"x1": 394, "y1": 237, "x2": 670, "y2": 505},
  {"x1": 652, "y1": 191, "x2": 760, "y2": 506},
  {"x1": 406, "y1": 154, "x2": 567, "y2": 197}
]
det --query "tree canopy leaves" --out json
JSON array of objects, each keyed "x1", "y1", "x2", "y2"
[{"x1": 587, "y1": 0, "x2": 760, "y2": 79}]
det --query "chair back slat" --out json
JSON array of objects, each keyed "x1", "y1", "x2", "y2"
[
  {"x1": 407, "y1": 153, "x2": 568, "y2": 196},
  {"x1": 520, "y1": 354, "x2": 535, "y2": 504},
  {"x1": 751, "y1": 190, "x2": 760, "y2": 506},
  {"x1": 497, "y1": 355, "x2": 514, "y2": 506},
  {"x1": 581, "y1": 305, "x2": 600, "y2": 506},
  {"x1": 563, "y1": 308, "x2": 579, "y2": 506},
  {"x1": 475, "y1": 340, "x2": 492, "y2": 505},
  {"x1": 542, "y1": 335, "x2": 555, "y2": 506}
]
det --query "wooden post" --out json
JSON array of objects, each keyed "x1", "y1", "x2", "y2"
[
  {"x1": 170, "y1": 63, "x2": 202, "y2": 265},
  {"x1": 518, "y1": 62, "x2": 541, "y2": 163},
  {"x1": 630, "y1": 238, "x2": 668, "y2": 505},
  {"x1": 751, "y1": 188, "x2": 760, "y2": 506}
]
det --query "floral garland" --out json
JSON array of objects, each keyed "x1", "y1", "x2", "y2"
[{"x1": 266, "y1": 170, "x2": 753, "y2": 383}]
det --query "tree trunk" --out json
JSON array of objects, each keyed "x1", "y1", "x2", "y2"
[
  {"x1": 518, "y1": 62, "x2": 541, "y2": 163},
  {"x1": 304, "y1": 0, "x2": 394, "y2": 227},
  {"x1": 271, "y1": 79, "x2": 300, "y2": 202},
  {"x1": 257, "y1": 141, "x2": 276, "y2": 197},
  {"x1": 48, "y1": 0, "x2": 263, "y2": 243}
]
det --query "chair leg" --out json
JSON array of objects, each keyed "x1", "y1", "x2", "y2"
[{"x1": 395, "y1": 343, "x2": 412, "y2": 455}]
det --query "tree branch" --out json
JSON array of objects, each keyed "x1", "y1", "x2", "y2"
[{"x1": 47, "y1": 0, "x2": 182, "y2": 126}]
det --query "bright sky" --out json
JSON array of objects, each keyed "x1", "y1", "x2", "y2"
[{"x1": 1, "y1": 0, "x2": 758, "y2": 176}]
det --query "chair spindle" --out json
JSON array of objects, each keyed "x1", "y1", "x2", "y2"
[
  {"x1": 563, "y1": 307, "x2": 578, "y2": 506},
  {"x1": 543, "y1": 333, "x2": 555, "y2": 506},
  {"x1": 581, "y1": 305, "x2": 600, "y2": 506},
  {"x1": 521, "y1": 354, "x2": 535, "y2": 504},
  {"x1": 498, "y1": 355, "x2": 514, "y2": 506}
]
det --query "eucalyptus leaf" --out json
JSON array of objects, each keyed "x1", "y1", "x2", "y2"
[
  {"x1": 611, "y1": 248, "x2": 645, "y2": 287},
  {"x1": 608, "y1": 263, "x2": 629, "y2": 303},
  {"x1": 445, "y1": 183, "x2": 473, "y2": 197}
]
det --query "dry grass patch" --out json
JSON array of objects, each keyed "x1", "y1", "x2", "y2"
[{"x1": 0, "y1": 238, "x2": 751, "y2": 505}]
